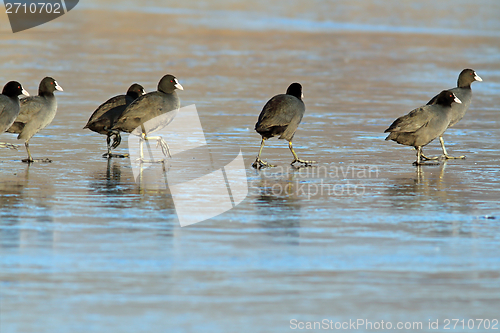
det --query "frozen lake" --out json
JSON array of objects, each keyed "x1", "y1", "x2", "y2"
[{"x1": 1, "y1": 0, "x2": 500, "y2": 332}]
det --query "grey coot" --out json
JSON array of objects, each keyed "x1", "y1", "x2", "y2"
[
  {"x1": 252, "y1": 83, "x2": 315, "y2": 169},
  {"x1": 385, "y1": 90, "x2": 462, "y2": 166},
  {"x1": 0, "y1": 81, "x2": 29, "y2": 149},
  {"x1": 84, "y1": 83, "x2": 145, "y2": 158},
  {"x1": 423, "y1": 69, "x2": 482, "y2": 160},
  {"x1": 7, "y1": 77, "x2": 63, "y2": 163},
  {"x1": 112, "y1": 75, "x2": 183, "y2": 161}
]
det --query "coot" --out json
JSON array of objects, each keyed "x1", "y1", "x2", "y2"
[
  {"x1": 0, "y1": 81, "x2": 29, "y2": 150},
  {"x1": 7, "y1": 77, "x2": 63, "y2": 163},
  {"x1": 385, "y1": 90, "x2": 462, "y2": 166},
  {"x1": 112, "y1": 75, "x2": 183, "y2": 161},
  {"x1": 84, "y1": 83, "x2": 145, "y2": 158},
  {"x1": 252, "y1": 82, "x2": 315, "y2": 169},
  {"x1": 423, "y1": 69, "x2": 482, "y2": 160}
]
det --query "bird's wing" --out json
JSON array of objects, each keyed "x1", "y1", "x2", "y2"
[
  {"x1": 384, "y1": 106, "x2": 434, "y2": 133},
  {"x1": 256, "y1": 95, "x2": 303, "y2": 129},
  {"x1": 85, "y1": 95, "x2": 127, "y2": 127},
  {"x1": 0, "y1": 103, "x2": 6, "y2": 118},
  {"x1": 120, "y1": 93, "x2": 165, "y2": 119},
  {"x1": 112, "y1": 93, "x2": 170, "y2": 132},
  {"x1": 0, "y1": 104, "x2": 12, "y2": 131},
  {"x1": 14, "y1": 96, "x2": 44, "y2": 125}
]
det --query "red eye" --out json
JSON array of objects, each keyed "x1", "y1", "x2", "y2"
[{"x1": 170, "y1": 80, "x2": 173, "y2": 82}]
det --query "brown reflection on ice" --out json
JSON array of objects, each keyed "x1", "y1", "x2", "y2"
[
  {"x1": 86, "y1": 159, "x2": 176, "y2": 214},
  {"x1": 386, "y1": 161, "x2": 472, "y2": 214},
  {"x1": 0, "y1": 167, "x2": 29, "y2": 249},
  {"x1": 0, "y1": 1, "x2": 499, "y2": 330},
  {"x1": 0, "y1": 167, "x2": 28, "y2": 222},
  {"x1": 252, "y1": 170, "x2": 302, "y2": 243},
  {"x1": 255, "y1": 168, "x2": 304, "y2": 204},
  {"x1": 87, "y1": 158, "x2": 125, "y2": 195},
  {"x1": 0, "y1": 165, "x2": 54, "y2": 222},
  {"x1": 0, "y1": 164, "x2": 55, "y2": 250}
]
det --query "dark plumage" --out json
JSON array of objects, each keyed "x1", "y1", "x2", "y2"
[
  {"x1": 385, "y1": 90, "x2": 462, "y2": 165},
  {"x1": 0, "y1": 81, "x2": 29, "y2": 150},
  {"x1": 113, "y1": 75, "x2": 182, "y2": 134},
  {"x1": 1, "y1": 81, "x2": 29, "y2": 133},
  {"x1": 252, "y1": 82, "x2": 315, "y2": 169},
  {"x1": 84, "y1": 83, "x2": 145, "y2": 158},
  {"x1": 424, "y1": 69, "x2": 482, "y2": 159},
  {"x1": 112, "y1": 75, "x2": 183, "y2": 160},
  {"x1": 7, "y1": 77, "x2": 63, "y2": 162}
]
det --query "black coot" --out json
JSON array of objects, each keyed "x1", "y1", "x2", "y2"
[
  {"x1": 252, "y1": 82, "x2": 315, "y2": 169},
  {"x1": 7, "y1": 77, "x2": 63, "y2": 163},
  {"x1": 385, "y1": 90, "x2": 462, "y2": 166},
  {"x1": 0, "y1": 81, "x2": 29, "y2": 150},
  {"x1": 112, "y1": 75, "x2": 183, "y2": 160},
  {"x1": 84, "y1": 83, "x2": 145, "y2": 158},
  {"x1": 423, "y1": 69, "x2": 482, "y2": 160}
]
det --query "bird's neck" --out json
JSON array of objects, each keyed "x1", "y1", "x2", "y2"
[
  {"x1": 39, "y1": 91, "x2": 55, "y2": 98},
  {"x1": 457, "y1": 79, "x2": 471, "y2": 89}
]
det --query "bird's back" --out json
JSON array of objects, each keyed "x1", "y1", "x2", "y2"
[
  {"x1": 84, "y1": 94, "x2": 132, "y2": 134},
  {"x1": 8, "y1": 95, "x2": 57, "y2": 141},
  {"x1": 255, "y1": 94, "x2": 305, "y2": 141},
  {"x1": 113, "y1": 91, "x2": 180, "y2": 134},
  {"x1": 0, "y1": 95, "x2": 21, "y2": 133},
  {"x1": 385, "y1": 104, "x2": 452, "y2": 147}
]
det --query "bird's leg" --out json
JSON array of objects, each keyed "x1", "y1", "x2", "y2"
[
  {"x1": 106, "y1": 134, "x2": 112, "y2": 153},
  {"x1": 420, "y1": 148, "x2": 439, "y2": 161},
  {"x1": 135, "y1": 133, "x2": 168, "y2": 163},
  {"x1": 111, "y1": 131, "x2": 122, "y2": 150},
  {"x1": 439, "y1": 136, "x2": 465, "y2": 159},
  {"x1": 102, "y1": 134, "x2": 112, "y2": 158},
  {"x1": 415, "y1": 146, "x2": 422, "y2": 165},
  {"x1": 25, "y1": 142, "x2": 33, "y2": 163},
  {"x1": 413, "y1": 146, "x2": 439, "y2": 166},
  {"x1": 289, "y1": 141, "x2": 315, "y2": 167},
  {"x1": 0, "y1": 142, "x2": 19, "y2": 150},
  {"x1": 140, "y1": 132, "x2": 145, "y2": 161},
  {"x1": 22, "y1": 142, "x2": 35, "y2": 163},
  {"x1": 102, "y1": 130, "x2": 128, "y2": 158},
  {"x1": 145, "y1": 135, "x2": 171, "y2": 158},
  {"x1": 252, "y1": 138, "x2": 275, "y2": 169}
]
